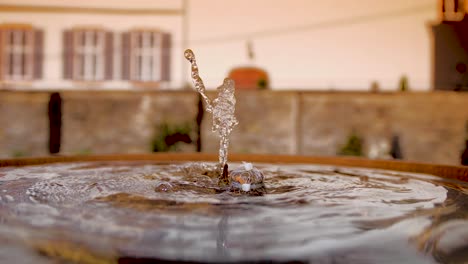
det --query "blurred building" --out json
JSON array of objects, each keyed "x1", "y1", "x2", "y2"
[
  {"x1": 432, "y1": 0, "x2": 468, "y2": 91},
  {"x1": 0, "y1": 3, "x2": 183, "y2": 90}
]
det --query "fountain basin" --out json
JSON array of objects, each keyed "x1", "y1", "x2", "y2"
[{"x1": 0, "y1": 153, "x2": 467, "y2": 264}]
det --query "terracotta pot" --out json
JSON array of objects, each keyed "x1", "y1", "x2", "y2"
[{"x1": 228, "y1": 67, "x2": 270, "y2": 90}]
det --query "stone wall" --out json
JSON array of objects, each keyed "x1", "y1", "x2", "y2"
[
  {"x1": 0, "y1": 92, "x2": 49, "y2": 157},
  {"x1": 201, "y1": 91, "x2": 299, "y2": 156},
  {"x1": 60, "y1": 91, "x2": 198, "y2": 155},
  {"x1": 297, "y1": 92, "x2": 468, "y2": 165},
  {"x1": 1, "y1": 90, "x2": 467, "y2": 165}
]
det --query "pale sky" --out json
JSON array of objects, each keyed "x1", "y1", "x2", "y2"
[{"x1": 0, "y1": 0, "x2": 440, "y2": 90}]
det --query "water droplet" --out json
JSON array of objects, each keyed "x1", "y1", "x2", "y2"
[{"x1": 155, "y1": 182, "x2": 173, "y2": 192}]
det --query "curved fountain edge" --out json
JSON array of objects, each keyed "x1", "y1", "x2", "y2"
[{"x1": 0, "y1": 153, "x2": 467, "y2": 182}]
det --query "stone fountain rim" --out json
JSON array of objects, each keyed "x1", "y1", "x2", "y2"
[{"x1": 0, "y1": 153, "x2": 467, "y2": 183}]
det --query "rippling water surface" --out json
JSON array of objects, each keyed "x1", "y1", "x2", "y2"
[{"x1": 1, "y1": 161, "x2": 468, "y2": 263}]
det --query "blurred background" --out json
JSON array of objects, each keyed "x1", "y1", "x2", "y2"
[{"x1": 0, "y1": 0, "x2": 467, "y2": 165}]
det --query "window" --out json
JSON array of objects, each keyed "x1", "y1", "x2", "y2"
[
  {"x1": 0, "y1": 24, "x2": 43, "y2": 81},
  {"x1": 442, "y1": 0, "x2": 466, "y2": 21},
  {"x1": 122, "y1": 29, "x2": 171, "y2": 83},
  {"x1": 63, "y1": 28, "x2": 113, "y2": 81}
]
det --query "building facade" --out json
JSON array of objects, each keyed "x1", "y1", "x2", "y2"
[
  {"x1": 432, "y1": 0, "x2": 468, "y2": 91},
  {"x1": 0, "y1": 3, "x2": 184, "y2": 90}
]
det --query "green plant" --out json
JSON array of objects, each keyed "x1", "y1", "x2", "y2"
[
  {"x1": 399, "y1": 76, "x2": 409, "y2": 92},
  {"x1": 370, "y1": 81, "x2": 380, "y2": 92},
  {"x1": 257, "y1": 79, "x2": 268, "y2": 90},
  {"x1": 151, "y1": 122, "x2": 193, "y2": 152},
  {"x1": 77, "y1": 149, "x2": 92, "y2": 156},
  {"x1": 338, "y1": 132, "x2": 363, "y2": 157},
  {"x1": 12, "y1": 150, "x2": 27, "y2": 158}
]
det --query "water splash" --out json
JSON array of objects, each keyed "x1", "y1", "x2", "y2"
[{"x1": 184, "y1": 49, "x2": 239, "y2": 171}]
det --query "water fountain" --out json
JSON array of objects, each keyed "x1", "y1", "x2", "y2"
[
  {"x1": 0, "y1": 50, "x2": 468, "y2": 263},
  {"x1": 184, "y1": 49, "x2": 264, "y2": 193}
]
